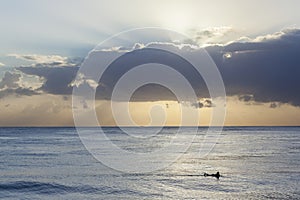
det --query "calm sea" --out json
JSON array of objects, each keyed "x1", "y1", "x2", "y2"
[{"x1": 0, "y1": 127, "x2": 299, "y2": 199}]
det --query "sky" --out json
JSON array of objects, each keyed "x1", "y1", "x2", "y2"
[{"x1": 1, "y1": 0, "x2": 300, "y2": 126}]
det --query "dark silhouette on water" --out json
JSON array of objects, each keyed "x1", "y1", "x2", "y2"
[{"x1": 204, "y1": 171, "x2": 220, "y2": 179}]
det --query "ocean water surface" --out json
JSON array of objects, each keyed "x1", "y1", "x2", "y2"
[{"x1": 0, "y1": 127, "x2": 299, "y2": 199}]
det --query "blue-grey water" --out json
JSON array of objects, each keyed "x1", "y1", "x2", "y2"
[{"x1": 0, "y1": 127, "x2": 299, "y2": 199}]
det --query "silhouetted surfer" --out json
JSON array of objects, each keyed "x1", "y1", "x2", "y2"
[{"x1": 204, "y1": 171, "x2": 220, "y2": 179}]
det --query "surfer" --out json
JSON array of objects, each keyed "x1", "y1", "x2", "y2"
[{"x1": 204, "y1": 171, "x2": 220, "y2": 179}]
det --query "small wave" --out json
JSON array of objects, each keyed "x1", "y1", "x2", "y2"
[
  {"x1": 0, "y1": 181, "x2": 88, "y2": 194},
  {"x1": 0, "y1": 181, "x2": 140, "y2": 195}
]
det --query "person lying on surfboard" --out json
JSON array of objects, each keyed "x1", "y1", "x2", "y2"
[{"x1": 204, "y1": 171, "x2": 220, "y2": 179}]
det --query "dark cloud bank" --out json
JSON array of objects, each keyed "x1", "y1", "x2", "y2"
[
  {"x1": 207, "y1": 28, "x2": 300, "y2": 106},
  {"x1": 18, "y1": 66, "x2": 78, "y2": 95},
  {"x1": 11, "y1": 28, "x2": 300, "y2": 107}
]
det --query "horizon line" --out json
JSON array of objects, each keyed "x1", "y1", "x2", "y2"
[{"x1": 0, "y1": 125, "x2": 300, "y2": 128}]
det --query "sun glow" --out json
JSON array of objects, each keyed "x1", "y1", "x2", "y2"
[{"x1": 160, "y1": 10, "x2": 193, "y2": 33}]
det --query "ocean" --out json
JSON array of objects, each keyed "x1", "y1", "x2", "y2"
[{"x1": 0, "y1": 127, "x2": 299, "y2": 199}]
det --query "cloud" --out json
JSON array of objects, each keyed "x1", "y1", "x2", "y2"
[
  {"x1": 207, "y1": 28, "x2": 300, "y2": 106},
  {"x1": 238, "y1": 95, "x2": 254, "y2": 102},
  {"x1": 0, "y1": 71, "x2": 21, "y2": 89},
  {"x1": 8, "y1": 54, "x2": 67, "y2": 64},
  {"x1": 0, "y1": 54, "x2": 81, "y2": 99},
  {"x1": 85, "y1": 45, "x2": 210, "y2": 101},
  {"x1": 70, "y1": 72, "x2": 98, "y2": 90},
  {"x1": 270, "y1": 102, "x2": 281, "y2": 108},
  {"x1": 7, "y1": 54, "x2": 82, "y2": 67},
  {"x1": 251, "y1": 28, "x2": 299, "y2": 43},
  {"x1": 0, "y1": 71, "x2": 38, "y2": 98},
  {"x1": 18, "y1": 66, "x2": 78, "y2": 95},
  {"x1": 190, "y1": 99, "x2": 214, "y2": 109},
  {"x1": 191, "y1": 26, "x2": 240, "y2": 46},
  {"x1": 15, "y1": 28, "x2": 300, "y2": 107}
]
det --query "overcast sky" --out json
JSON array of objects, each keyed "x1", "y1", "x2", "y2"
[{"x1": 1, "y1": 0, "x2": 300, "y2": 126}]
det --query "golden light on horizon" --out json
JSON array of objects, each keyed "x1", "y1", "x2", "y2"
[{"x1": 0, "y1": 94, "x2": 300, "y2": 127}]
